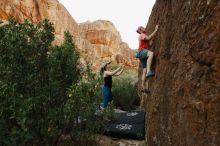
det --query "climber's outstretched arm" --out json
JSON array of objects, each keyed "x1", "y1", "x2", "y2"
[
  {"x1": 142, "y1": 24, "x2": 159, "y2": 41},
  {"x1": 114, "y1": 68, "x2": 124, "y2": 76},
  {"x1": 104, "y1": 66, "x2": 122, "y2": 76}
]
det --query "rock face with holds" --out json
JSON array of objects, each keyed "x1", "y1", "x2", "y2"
[
  {"x1": 0, "y1": 0, "x2": 138, "y2": 70},
  {"x1": 139, "y1": 0, "x2": 220, "y2": 146}
]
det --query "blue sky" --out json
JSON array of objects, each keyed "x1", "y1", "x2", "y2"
[{"x1": 58, "y1": 0, "x2": 156, "y2": 49}]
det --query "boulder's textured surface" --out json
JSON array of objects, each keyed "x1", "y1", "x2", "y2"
[
  {"x1": 0, "y1": 0, "x2": 138, "y2": 70},
  {"x1": 139, "y1": 0, "x2": 220, "y2": 146}
]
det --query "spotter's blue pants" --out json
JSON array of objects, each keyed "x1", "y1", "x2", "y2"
[{"x1": 101, "y1": 85, "x2": 112, "y2": 108}]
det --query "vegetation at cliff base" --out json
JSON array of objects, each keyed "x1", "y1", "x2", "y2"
[
  {"x1": 112, "y1": 71, "x2": 138, "y2": 111},
  {"x1": 0, "y1": 19, "x2": 114, "y2": 146}
]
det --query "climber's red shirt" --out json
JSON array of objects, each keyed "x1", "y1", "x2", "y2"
[{"x1": 138, "y1": 33, "x2": 149, "y2": 50}]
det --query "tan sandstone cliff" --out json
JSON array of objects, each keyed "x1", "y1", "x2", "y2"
[
  {"x1": 0, "y1": 0, "x2": 138, "y2": 70},
  {"x1": 77, "y1": 20, "x2": 138, "y2": 70},
  {"x1": 139, "y1": 0, "x2": 220, "y2": 146},
  {"x1": 0, "y1": 0, "x2": 79, "y2": 44}
]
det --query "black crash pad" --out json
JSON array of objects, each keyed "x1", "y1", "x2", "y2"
[
  {"x1": 116, "y1": 111, "x2": 145, "y2": 124},
  {"x1": 106, "y1": 123, "x2": 145, "y2": 139},
  {"x1": 105, "y1": 111, "x2": 145, "y2": 140}
]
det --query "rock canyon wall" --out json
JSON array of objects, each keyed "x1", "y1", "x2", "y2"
[
  {"x1": 0, "y1": 0, "x2": 138, "y2": 70},
  {"x1": 141, "y1": 0, "x2": 220, "y2": 146},
  {"x1": 78, "y1": 20, "x2": 138, "y2": 70}
]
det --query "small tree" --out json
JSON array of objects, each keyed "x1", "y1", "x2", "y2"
[
  {"x1": 0, "y1": 19, "x2": 115, "y2": 146},
  {"x1": 0, "y1": 18, "x2": 57, "y2": 146}
]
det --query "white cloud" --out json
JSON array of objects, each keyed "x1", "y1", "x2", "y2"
[{"x1": 58, "y1": 0, "x2": 156, "y2": 49}]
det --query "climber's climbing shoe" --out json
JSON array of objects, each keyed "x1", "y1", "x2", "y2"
[{"x1": 146, "y1": 70, "x2": 155, "y2": 78}]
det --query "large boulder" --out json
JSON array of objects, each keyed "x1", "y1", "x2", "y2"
[{"x1": 139, "y1": 1, "x2": 220, "y2": 146}]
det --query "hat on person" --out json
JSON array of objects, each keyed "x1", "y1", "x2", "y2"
[
  {"x1": 136, "y1": 26, "x2": 145, "y2": 34},
  {"x1": 101, "y1": 60, "x2": 111, "y2": 69},
  {"x1": 100, "y1": 60, "x2": 111, "y2": 76}
]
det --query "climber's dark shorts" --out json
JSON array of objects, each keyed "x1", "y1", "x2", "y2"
[{"x1": 135, "y1": 49, "x2": 148, "y2": 68}]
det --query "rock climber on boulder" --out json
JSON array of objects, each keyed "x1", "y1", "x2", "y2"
[{"x1": 135, "y1": 24, "x2": 159, "y2": 92}]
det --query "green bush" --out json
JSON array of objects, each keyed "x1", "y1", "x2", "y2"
[
  {"x1": 64, "y1": 79, "x2": 113, "y2": 145},
  {"x1": 112, "y1": 67, "x2": 138, "y2": 111},
  {"x1": 0, "y1": 19, "x2": 113, "y2": 146}
]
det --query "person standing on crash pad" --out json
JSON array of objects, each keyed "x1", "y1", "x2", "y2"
[
  {"x1": 135, "y1": 24, "x2": 159, "y2": 92},
  {"x1": 100, "y1": 61, "x2": 124, "y2": 109}
]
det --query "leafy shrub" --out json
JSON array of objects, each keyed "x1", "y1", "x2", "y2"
[
  {"x1": 112, "y1": 67, "x2": 138, "y2": 111},
  {"x1": 0, "y1": 19, "x2": 113, "y2": 146}
]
